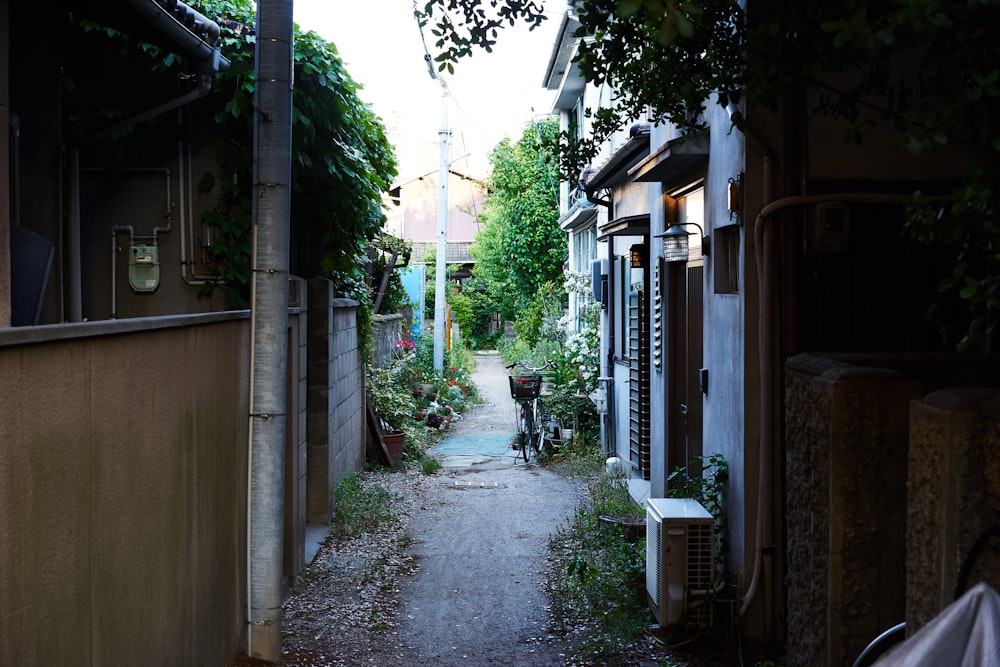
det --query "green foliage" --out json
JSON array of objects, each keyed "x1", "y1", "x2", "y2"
[
  {"x1": 471, "y1": 118, "x2": 564, "y2": 323},
  {"x1": 366, "y1": 363, "x2": 417, "y2": 432},
  {"x1": 547, "y1": 473, "x2": 649, "y2": 661},
  {"x1": 906, "y1": 170, "x2": 999, "y2": 356},
  {"x1": 369, "y1": 234, "x2": 414, "y2": 315},
  {"x1": 197, "y1": 171, "x2": 253, "y2": 307},
  {"x1": 334, "y1": 270, "x2": 376, "y2": 365},
  {"x1": 331, "y1": 472, "x2": 401, "y2": 537},
  {"x1": 592, "y1": 468, "x2": 645, "y2": 520},
  {"x1": 667, "y1": 453, "x2": 730, "y2": 564},
  {"x1": 544, "y1": 390, "x2": 600, "y2": 444},
  {"x1": 377, "y1": 270, "x2": 411, "y2": 315},
  {"x1": 420, "y1": 0, "x2": 1000, "y2": 352},
  {"x1": 512, "y1": 280, "x2": 564, "y2": 346},
  {"x1": 210, "y1": 1, "x2": 398, "y2": 282}
]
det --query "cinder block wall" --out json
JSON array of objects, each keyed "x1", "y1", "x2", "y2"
[
  {"x1": 286, "y1": 278, "x2": 308, "y2": 579},
  {"x1": 906, "y1": 387, "x2": 1000, "y2": 630},
  {"x1": 306, "y1": 278, "x2": 365, "y2": 523},
  {"x1": 785, "y1": 353, "x2": 920, "y2": 667}
]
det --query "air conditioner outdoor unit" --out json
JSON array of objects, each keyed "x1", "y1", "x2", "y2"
[{"x1": 645, "y1": 497, "x2": 715, "y2": 628}]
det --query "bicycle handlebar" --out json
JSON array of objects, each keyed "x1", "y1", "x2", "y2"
[{"x1": 505, "y1": 359, "x2": 554, "y2": 372}]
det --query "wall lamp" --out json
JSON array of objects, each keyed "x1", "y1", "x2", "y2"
[{"x1": 654, "y1": 223, "x2": 710, "y2": 263}]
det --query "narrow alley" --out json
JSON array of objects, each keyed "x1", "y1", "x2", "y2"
[
  {"x1": 277, "y1": 352, "x2": 584, "y2": 666},
  {"x1": 389, "y1": 352, "x2": 582, "y2": 664}
]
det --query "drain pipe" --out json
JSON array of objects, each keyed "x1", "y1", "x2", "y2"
[
  {"x1": 177, "y1": 116, "x2": 220, "y2": 284},
  {"x1": 110, "y1": 225, "x2": 135, "y2": 319},
  {"x1": 10, "y1": 114, "x2": 19, "y2": 227}
]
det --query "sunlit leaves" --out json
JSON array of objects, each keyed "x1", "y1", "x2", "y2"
[{"x1": 471, "y1": 118, "x2": 563, "y2": 323}]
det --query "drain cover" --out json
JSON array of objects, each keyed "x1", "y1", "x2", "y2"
[{"x1": 443, "y1": 480, "x2": 499, "y2": 489}]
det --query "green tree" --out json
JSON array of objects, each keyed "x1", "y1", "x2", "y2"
[
  {"x1": 471, "y1": 118, "x2": 564, "y2": 332},
  {"x1": 417, "y1": 0, "x2": 1000, "y2": 355}
]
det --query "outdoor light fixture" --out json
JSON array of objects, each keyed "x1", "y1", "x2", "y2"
[
  {"x1": 727, "y1": 174, "x2": 743, "y2": 221},
  {"x1": 655, "y1": 223, "x2": 710, "y2": 263}
]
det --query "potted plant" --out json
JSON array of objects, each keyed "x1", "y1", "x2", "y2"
[{"x1": 366, "y1": 364, "x2": 416, "y2": 461}]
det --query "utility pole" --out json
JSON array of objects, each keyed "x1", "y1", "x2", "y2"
[
  {"x1": 247, "y1": 0, "x2": 292, "y2": 661},
  {"x1": 433, "y1": 82, "x2": 450, "y2": 374}
]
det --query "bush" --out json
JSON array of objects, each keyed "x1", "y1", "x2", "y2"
[{"x1": 366, "y1": 364, "x2": 416, "y2": 432}]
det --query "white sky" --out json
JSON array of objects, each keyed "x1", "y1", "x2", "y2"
[{"x1": 292, "y1": 0, "x2": 562, "y2": 180}]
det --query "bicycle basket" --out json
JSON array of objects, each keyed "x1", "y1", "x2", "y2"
[{"x1": 509, "y1": 374, "x2": 541, "y2": 399}]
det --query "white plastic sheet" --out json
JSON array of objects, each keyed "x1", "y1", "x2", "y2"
[{"x1": 874, "y1": 582, "x2": 1000, "y2": 666}]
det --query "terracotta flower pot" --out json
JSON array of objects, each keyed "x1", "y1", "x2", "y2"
[{"x1": 383, "y1": 430, "x2": 405, "y2": 463}]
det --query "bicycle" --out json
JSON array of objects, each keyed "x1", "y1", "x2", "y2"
[{"x1": 506, "y1": 360, "x2": 553, "y2": 463}]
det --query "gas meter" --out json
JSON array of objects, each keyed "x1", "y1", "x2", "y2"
[{"x1": 128, "y1": 244, "x2": 160, "y2": 293}]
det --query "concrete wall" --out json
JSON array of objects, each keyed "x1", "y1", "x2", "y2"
[
  {"x1": 785, "y1": 353, "x2": 920, "y2": 666},
  {"x1": 907, "y1": 387, "x2": 1000, "y2": 631},
  {"x1": 0, "y1": 313, "x2": 250, "y2": 666},
  {"x1": 785, "y1": 352, "x2": 1000, "y2": 665},
  {"x1": 306, "y1": 279, "x2": 366, "y2": 523}
]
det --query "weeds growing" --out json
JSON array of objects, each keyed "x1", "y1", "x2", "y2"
[
  {"x1": 546, "y1": 470, "x2": 650, "y2": 661},
  {"x1": 331, "y1": 471, "x2": 401, "y2": 537}
]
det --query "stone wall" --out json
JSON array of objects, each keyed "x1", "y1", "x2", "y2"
[
  {"x1": 906, "y1": 388, "x2": 1000, "y2": 630},
  {"x1": 785, "y1": 353, "x2": 920, "y2": 666}
]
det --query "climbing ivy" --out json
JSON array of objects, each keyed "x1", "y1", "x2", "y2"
[
  {"x1": 64, "y1": 0, "x2": 398, "y2": 305},
  {"x1": 200, "y1": 0, "x2": 398, "y2": 292}
]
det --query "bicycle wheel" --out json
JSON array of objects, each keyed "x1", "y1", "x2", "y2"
[
  {"x1": 521, "y1": 404, "x2": 534, "y2": 463},
  {"x1": 533, "y1": 400, "x2": 546, "y2": 457}
]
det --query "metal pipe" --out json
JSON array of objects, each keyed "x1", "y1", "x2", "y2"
[
  {"x1": 70, "y1": 81, "x2": 213, "y2": 322},
  {"x1": 76, "y1": 78, "x2": 212, "y2": 147},
  {"x1": 68, "y1": 150, "x2": 83, "y2": 321},
  {"x1": 110, "y1": 225, "x2": 135, "y2": 319},
  {"x1": 10, "y1": 114, "x2": 19, "y2": 227},
  {"x1": 742, "y1": 188, "x2": 948, "y2": 619},
  {"x1": 175, "y1": 118, "x2": 218, "y2": 284}
]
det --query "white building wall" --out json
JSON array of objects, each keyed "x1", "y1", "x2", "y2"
[{"x1": 703, "y1": 99, "x2": 750, "y2": 584}]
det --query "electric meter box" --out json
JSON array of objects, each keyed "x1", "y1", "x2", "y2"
[{"x1": 128, "y1": 244, "x2": 160, "y2": 293}]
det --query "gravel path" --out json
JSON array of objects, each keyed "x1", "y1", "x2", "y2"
[
  {"x1": 275, "y1": 352, "x2": 585, "y2": 666},
  {"x1": 390, "y1": 352, "x2": 582, "y2": 665},
  {"x1": 264, "y1": 351, "x2": 738, "y2": 667}
]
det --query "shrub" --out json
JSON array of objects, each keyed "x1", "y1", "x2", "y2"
[{"x1": 331, "y1": 472, "x2": 400, "y2": 537}]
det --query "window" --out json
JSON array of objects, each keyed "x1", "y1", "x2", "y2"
[
  {"x1": 614, "y1": 256, "x2": 631, "y2": 361},
  {"x1": 713, "y1": 225, "x2": 740, "y2": 294},
  {"x1": 573, "y1": 225, "x2": 596, "y2": 273}
]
